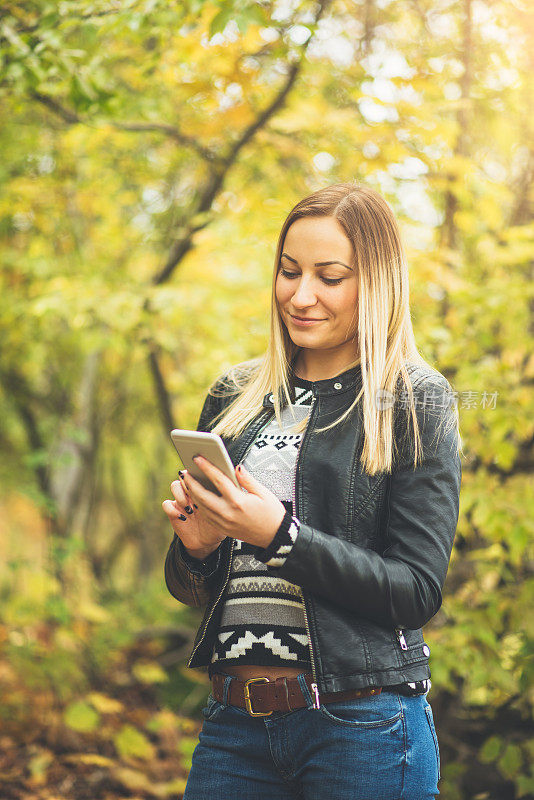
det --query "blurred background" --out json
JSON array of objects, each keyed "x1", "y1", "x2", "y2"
[{"x1": 0, "y1": 1, "x2": 532, "y2": 798}]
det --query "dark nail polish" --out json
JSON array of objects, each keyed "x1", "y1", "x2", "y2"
[
  {"x1": 237, "y1": 464, "x2": 241, "y2": 472},
  {"x1": 185, "y1": 505, "x2": 194, "y2": 514},
  {"x1": 178, "y1": 514, "x2": 187, "y2": 521},
  {"x1": 193, "y1": 503, "x2": 198, "y2": 509},
  {"x1": 178, "y1": 470, "x2": 185, "y2": 478}
]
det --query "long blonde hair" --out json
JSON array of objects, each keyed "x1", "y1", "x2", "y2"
[{"x1": 207, "y1": 181, "x2": 460, "y2": 475}]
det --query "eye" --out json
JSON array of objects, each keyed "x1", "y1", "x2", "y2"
[
  {"x1": 280, "y1": 268, "x2": 298, "y2": 279},
  {"x1": 320, "y1": 277, "x2": 344, "y2": 285},
  {"x1": 279, "y1": 268, "x2": 344, "y2": 286}
]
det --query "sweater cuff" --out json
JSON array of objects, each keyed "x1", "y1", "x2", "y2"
[{"x1": 253, "y1": 510, "x2": 301, "y2": 568}]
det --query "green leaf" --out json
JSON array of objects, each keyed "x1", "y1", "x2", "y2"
[
  {"x1": 209, "y1": 4, "x2": 235, "y2": 37},
  {"x1": 64, "y1": 700, "x2": 100, "y2": 733},
  {"x1": 497, "y1": 743, "x2": 523, "y2": 779},
  {"x1": 480, "y1": 735, "x2": 504, "y2": 763},
  {"x1": 114, "y1": 724, "x2": 155, "y2": 760},
  {"x1": 178, "y1": 735, "x2": 198, "y2": 772}
]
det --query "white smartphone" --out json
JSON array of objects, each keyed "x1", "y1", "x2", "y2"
[{"x1": 170, "y1": 429, "x2": 240, "y2": 496}]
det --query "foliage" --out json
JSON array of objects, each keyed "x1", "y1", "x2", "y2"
[
  {"x1": 0, "y1": 556, "x2": 202, "y2": 796},
  {"x1": 0, "y1": 0, "x2": 533, "y2": 797}
]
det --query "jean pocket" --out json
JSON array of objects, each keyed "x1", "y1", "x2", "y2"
[
  {"x1": 424, "y1": 704, "x2": 441, "y2": 781},
  {"x1": 201, "y1": 692, "x2": 225, "y2": 722},
  {"x1": 319, "y1": 693, "x2": 403, "y2": 728}
]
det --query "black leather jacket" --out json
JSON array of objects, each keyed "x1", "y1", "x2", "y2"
[{"x1": 164, "y1": 361, "x2": 462, "y2": 695}]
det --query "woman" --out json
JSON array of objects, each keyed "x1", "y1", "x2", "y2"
[{"x1": 163, "y1": 182, "x2": 462, "y2": 799}]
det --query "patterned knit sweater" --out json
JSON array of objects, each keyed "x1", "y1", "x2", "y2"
[
  {"x1": 210, "y1": 383, "x2": 313, "y2": 671},
  {"x1": 181, "y1": 374, "x2": 431, "y2": 695}
]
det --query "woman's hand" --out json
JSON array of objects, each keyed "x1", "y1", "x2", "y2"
[
  {"x1": 162, "y1": 472, "x2": 227, "y2": 560},
  {"x1": 180, "y1": 456, "x2": 286, "y2": 550}
]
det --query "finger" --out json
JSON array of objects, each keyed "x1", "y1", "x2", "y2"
[
  {"x1": 177, "y1": 471, "x2": 191, "y2": 497},
  {"x1": 171, "y1": 479, "x2": 191, "y2": 506},
  {"x1": 170, "y1": 479, "x2": 197, "y2": 514},
  {"x1": 182, "y1": 469, "x2": 227, "y2": 516},
  {"x1": 192, "y1": 455, "x2": 241, "y2": 502},
  {"x1": 162, "y1": 499, "x2": 188, "y2": 523}
]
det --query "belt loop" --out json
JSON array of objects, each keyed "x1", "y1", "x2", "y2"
[
  {"x1": 222, "y1": 675, "x2": 233, "y2": 705},
  {"x1": 297, "y1": 673, "x2": 315, "y2": 710}
]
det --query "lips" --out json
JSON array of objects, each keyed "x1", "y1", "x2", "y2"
[{"x1": 290, "y1": 315, "x2": 325, "y2": 321}]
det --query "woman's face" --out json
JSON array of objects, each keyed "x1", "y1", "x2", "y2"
[{"x1": 275, "y1": 216, "x2": 359, "y2": 357}]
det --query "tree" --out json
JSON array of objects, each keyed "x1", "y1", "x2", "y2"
[{"x1": 1, "y1": 1, "x2": 532, "y2": 796}]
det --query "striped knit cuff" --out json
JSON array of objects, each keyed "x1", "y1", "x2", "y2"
[{"x1": 253, "y1": 509, "x2": 301, "y2": 568}]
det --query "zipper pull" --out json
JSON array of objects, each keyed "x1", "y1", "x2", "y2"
[
  {"x1": 310, "y1": 682, "x2": 321, "y2": 709},
  {"x1": 395, "y1": 628, "x2": 408, "y2": 650}
]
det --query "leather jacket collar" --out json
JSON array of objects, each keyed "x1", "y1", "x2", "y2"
[{"x1": 262, "y1": 361, "x2": 363, "y2": 408}]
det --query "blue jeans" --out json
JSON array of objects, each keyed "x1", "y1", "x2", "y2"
[{"x1": 184, "y1": 672, "x2": 441, "y2": 799}]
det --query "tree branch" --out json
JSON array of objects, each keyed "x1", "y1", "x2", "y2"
[
  {"x1": 153, "y1": 0, "x2": 335, "y2": 286},
  {"x1": 1, "y1": 368, "x2": 52, "y2": 505},
  {"x1": 147, "y1": 344, "x2": 175, "y2": 433},
  {"x1": 0, "y1": 5, "x2": 124, "y2": 35},
  {"x1": 30, "y1": 92, "x2": 216, "y2": 161}
]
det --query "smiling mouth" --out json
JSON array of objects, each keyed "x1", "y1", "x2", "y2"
[{"x1": 290, "y1": 314, "x2": 326, "y2": 321}]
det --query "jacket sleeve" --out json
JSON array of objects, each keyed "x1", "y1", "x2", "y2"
[
  {"x1": 163, "y1": 373, "x2": 228, "y2": 608},
  {"x1": 164, "y1": 533, "x2": 223, "y2": 608},
  {"x1": 256, "y1": 373, "x2": 462, "y2": 630}
]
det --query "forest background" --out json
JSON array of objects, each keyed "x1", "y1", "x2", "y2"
[{"x1": 0, "y1": 1, "x2": 532, "y2": 798}]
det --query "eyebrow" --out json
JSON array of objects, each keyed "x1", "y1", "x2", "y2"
[{"x1": 281, "y1": 252, "x2": 353, "y2": 271}]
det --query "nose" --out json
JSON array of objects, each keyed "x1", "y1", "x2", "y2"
[{"x1": 290, "y1": 276, "x2": 319, "y2": 309}]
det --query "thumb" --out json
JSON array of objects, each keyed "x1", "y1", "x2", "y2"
[{"x1": 235, "y1": 463, "x2": 263, "y2": 494}]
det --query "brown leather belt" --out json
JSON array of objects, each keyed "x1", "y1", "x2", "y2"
[{"x1": 211, "y1": 672, "x2": 382, "y2": 716}]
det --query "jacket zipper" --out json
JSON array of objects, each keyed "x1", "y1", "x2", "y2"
[
  {"x1": 187, "y1": 409, "x2": 275, "y2": 668},
  {"x1": 187, "y1": 538, "x2": 236, "y2": 668},
  {"x1": 395, "y1": 627, "x2": 408, "y2": 650},
  {"x1": 292, "y1": 391, "x2": 322, "y2": 709}
]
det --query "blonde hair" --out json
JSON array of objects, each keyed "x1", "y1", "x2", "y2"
[{"x1": 207, "y1": 181, "x2": 461, "y2": 475}]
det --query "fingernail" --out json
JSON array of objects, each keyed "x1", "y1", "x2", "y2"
[
  {"x1": 178, "y1": 514, "x2": 187, "y2": 521},
  {"x1": 237, "y1": 464, "x2": 242, "y2": 472},
  {"x1": 193, "y1": 503, "x2": 198, "y2": 509},
  {"x1": 185, "y1": 505, "x2": 194, "y2": 514}
]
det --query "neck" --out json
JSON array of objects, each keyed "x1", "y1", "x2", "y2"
[{"x1": 292, "y1": 349, "x2": 361, "y2": 382}]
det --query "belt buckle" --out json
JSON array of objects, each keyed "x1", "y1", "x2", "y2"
[{"x1": 243, "y1": 677, "x2": 273, "y2": 716}]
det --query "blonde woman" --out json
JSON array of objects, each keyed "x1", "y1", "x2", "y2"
[{"x1": 163, "y1": 182, "x2": 462, "y2": 799}]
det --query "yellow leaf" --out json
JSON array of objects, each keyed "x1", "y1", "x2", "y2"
[
  {"x1": 76, "y1": 601, "x2": 110, "y2": 623},
  {"x1": 28, "y1": 750, "x2": 53, "y2": 782},
  {"x1": 112, "y1": 766, "x2": 154, "y2": 793},
  {"x1": 63, "y1": 753, "x2": 116, "y2": 767},
  {"x1": 145, "y1": 709, "x2": 180, "y2": 732},
  {"x1": 112, "y1": 767, "x2": 169, "y2": 798},
  {"x1": 88, "y1": 691, "x2": 124, "y2": 714},
  {"x1": 132, "y1": 660, "x2": 169, "y2": 685}
]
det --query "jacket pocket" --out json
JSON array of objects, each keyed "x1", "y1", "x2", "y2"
[
  {"x1": 351, "y1": 473, "x2": 387, "y2": 523},
  {"x1": 394, "y1": 627, "x2": 431, "y2": 661},
  {"x1": 349, "y1": 473, "x2": 387, "y2": 546}
]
